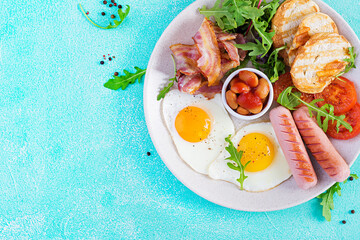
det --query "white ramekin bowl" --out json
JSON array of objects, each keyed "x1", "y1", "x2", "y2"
[{"x1": 221, "y1": 68, "x2": 274, "y2": 120}]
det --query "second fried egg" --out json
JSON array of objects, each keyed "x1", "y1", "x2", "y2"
[{"x1": 208, "y1": 122, "x2": 292, "y2": 192}]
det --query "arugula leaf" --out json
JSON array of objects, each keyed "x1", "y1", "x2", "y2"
[
  {"x1": 336, "y1": 47, "x2": 357, "y2": 78},
  {"x1": 317, "y1": 183, "x2": 341, "y2": 222},
  {"x1": 252, "y1": 19, "x2": 275, "y2": 57},
  {"x1": 260, "y1": 0, "x2": 280, "y2": 28},
  {"x1": 157, "y1": 56, "x2": 177, "y2": 101},
  {"x1": 277, "y1": 87, "x2": 353, "y2": 133},
  {"x1": 224, "y1": 135, "x2": 250, "y2": 190},
  {"x1": 235, "y1": 39, "x2": 267, "y2": 57},
  {"x1": 317, "y1": 174, "x2": 358, "y2": 221},
  {"x1": 79, "y1": 4, "x2": 130, "y2": 29},
  {"x1": 104, "y1": 67, "x2": 146, "y2": 90},
  {"x1": 343, "y1": 173, "x2": 359, "y2": 184},
  {"x1": 277, "y1": 86, "x2": 301, "y2": 110}
]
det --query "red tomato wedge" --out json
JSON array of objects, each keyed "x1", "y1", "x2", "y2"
[
  {"x1": 314, "y1": 77, "x2": 357, "y2": 115},
  {"x1": 327, "y1": 103, "x2": 360, "y2": 140},
  {"x1": 273, "y1": 73, "x2": 314, "y2": 106}
]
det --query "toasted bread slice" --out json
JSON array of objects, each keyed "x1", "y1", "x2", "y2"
[
  {"x1": 271, "y1": 0, "x2": 320, "y2": 65},
  {"x1": 291, "y1": 33, "x2": 351, "y2": 94},
  {"x1": 288, "y1": 13, "x2": 338, "y2": 65}
]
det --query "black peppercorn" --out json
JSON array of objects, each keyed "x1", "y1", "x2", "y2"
[
  {"x1": 101, "y1": 12, "x2": 105, "y2": 16},
  {"x1": 109, "y1": 4, "x2": 113, "y2": 7},
  {"x1": 118, "y1": 4, "x2": 122, "y2": 8},
  {"x1": 100, "y1": 61, "x2": 105, "y2": 65},
  {"x1": 147, "y1": 152, "x2": 151, "y2": 156},
  {"x1": 342, "y1": 220, "x2": 346, "y2": 224},
  {"x1": 103, "y1": 1, "x2": 107, "y2": 4},
  {"x1": 350, "y1": 176, "x2": 354, "y2": 181},
  {"x1": 351, "y1": 210, "x2": 355, "y2": 214},
  {"x1": 109, "y1": 57, "x2": 112, "y2": 61}
]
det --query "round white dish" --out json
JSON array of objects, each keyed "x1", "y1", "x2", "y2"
[
  {"x1": 221, "y1": 68, "x2": 274, "y2": 120},
  {"x1": 143, "y1": 0, "x2": 360, "y2": 211}
]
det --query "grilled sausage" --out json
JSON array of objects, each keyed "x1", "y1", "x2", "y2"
[
  {"x1": 293, "y1": 106, "x2": 350, "y2": 182},
  {"x1": 270, "y1": 106, "x2": 318, "y2": 189}
]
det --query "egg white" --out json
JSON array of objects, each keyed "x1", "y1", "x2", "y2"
[
  {"x1": 208, "y1": 122, "x2": 292, "y2": 192},
  {"x1": 162, "y1": 90, "x2": 235, "y2": 174}
]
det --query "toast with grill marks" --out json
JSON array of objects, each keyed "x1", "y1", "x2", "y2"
[
  {"x1": 271, "y1": 0, "x2": 320, "y2": 65},
  {"x1": 288, "y1": 13, "x2": 338, "y2": 66},
  {"x1": 291, "y1": 33, "x2": 351, "y2": 94}
]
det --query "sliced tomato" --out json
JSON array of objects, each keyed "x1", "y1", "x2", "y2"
[
  {"x1": 273, "y1": 72, "x2": 314, "y2": 106},
  {"x1": 327, "y1": 103, "x2": 360, "y2": 140},
  {"x1": 314, "y1": 77, "x2": 357, "y2": 115}
]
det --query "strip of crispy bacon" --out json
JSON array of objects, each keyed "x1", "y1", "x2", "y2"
[
  {"x1": 211, "y1": 23, "x2": 237, "y2": 42},
  {"x1": 221, "y1": 40, "x2": 240, "y2": 65},
  {"x1": 170, "y1": 44, "x2": 201, "y2": 76},
  {"x1": 193, "y1": 18, "x2": 221, "y2": 86},
  {"x1": 177, "y1": 74, "x2": 204, "y2": 94}
]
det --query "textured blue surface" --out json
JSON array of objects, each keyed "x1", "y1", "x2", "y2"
[{"x1": 0, "y1": 0, "x2": 360, "y2": 239}]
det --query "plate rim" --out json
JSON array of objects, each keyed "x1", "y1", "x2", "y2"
[{"x1": 143, "y1": 0, "x2": 360, "y2": 212}]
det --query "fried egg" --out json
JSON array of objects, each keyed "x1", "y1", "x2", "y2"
[
  {"x1": 162, "y1": 90, "x2": 235, "y2": 174},
  {"x1": 209, "y1": 122, "x2": 292, "y2": 192}
]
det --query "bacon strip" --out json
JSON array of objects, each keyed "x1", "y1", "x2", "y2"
[
  {"x1": 170, "y1": 44, "x2": 201, "y2": 76},
  {"x1": 221, "y1": 40, "x2": 240, "y2": 65},
  {"x1": 169, "y1": 18, "x2": 247, "y2": 99},
  {"x1": 193, "y1": 18, "x2": 221, "y2": 86},
  {"x1": 177, "y1": 74, "x2": 204, "y2": 94},
  {"x1": 211, "y1": 23, "x2": 237, "y2": 41}
]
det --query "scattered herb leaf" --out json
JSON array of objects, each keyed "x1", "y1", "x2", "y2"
[
  {"x1": 104, "y1": 67, "x2": 146, "y2": 90},
  {"x1": 317, "y1": 174, "x2": 358, "y2": 221},
  {"x1": 157, "y1": 56, "x2": 177, "y2": 101},
  {"x1": 277, "y1": 86, "x2": 353, "y2": 133},
  {"x1": 224, "y1": 135, "x2": 250, "y2": 190},
  {"x1": 343, "y1": 173, "x2": 359, "y2": 184},
  {"x1": 79, "y1": 4, "x2": 130, "y2": 29},
  {"x1": 336, "y1": 47, "x2": 357, "y2": 78}
]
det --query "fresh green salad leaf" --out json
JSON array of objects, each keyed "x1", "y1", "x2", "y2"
[
  {"x1": 199, "y1": 0, "x2": 253, "y2": 32},
  {"x1": 317, "y1": 174, "x2": 358, "y2": 222},
  {"x1": 79, "y1": 4, "x2": 130, "y2": 29},
  {"x1": 261, "y1": 0, "x2": 280, "y2": 28},
  {"x1": 199, "y1": 0, "x2": 280, "y2": 54},
  {"x1": 157, "y1": 56, "x2": 177, "y2": 101},
  {"x1": 336, "y1": 47, "x2": 357, "y2": 78},
  {"x1": 251, "y1": 19, "x2": 275, "y2": 57},
  {"x1": 104, "y1": 67, "x2": 146, "y2": 90},
  {"x1": 235, "y1": 39, "x2": 267, "y2": 57},
  {"x1": 277, "y1": 86, "x2": 353, "y2": 133},
  {"x1": 224, "y1": 135, "x2": 250, "y2": 190},
  {"x1": 250, "y1": 46, "x2": 286, "y2": 82}
]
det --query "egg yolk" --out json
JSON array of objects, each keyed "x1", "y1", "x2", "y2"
[
  {"x1": 175, "y1": 106, "x2": 211, "y2": 143},
  {"x1": 237, "y1": 133, "x2": 274, "y2": 172}
]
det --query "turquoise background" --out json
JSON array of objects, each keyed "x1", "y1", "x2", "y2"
[{"x1": 0, "y1": 0, "x2": 359, "y2": 239}]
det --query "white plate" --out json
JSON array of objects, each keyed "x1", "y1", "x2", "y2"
[{"x1": 144, "y1": 0, "x2": 360, "y2": 211}]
